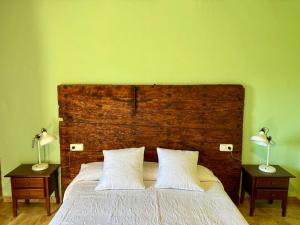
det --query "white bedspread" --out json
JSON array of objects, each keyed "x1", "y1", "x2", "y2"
[{"x1": 50, "y1": 181, "x2": 248, "y2": 225}]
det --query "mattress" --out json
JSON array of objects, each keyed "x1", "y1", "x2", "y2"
[{"x1": 50, "y1": 180, "x2": 248, "y2": 225}]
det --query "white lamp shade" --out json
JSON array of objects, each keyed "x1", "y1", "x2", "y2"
[
  {"x1": 250, "y1": 132, "x2": 269, "y2": 147},
  {"x1": 39, "y1": 131, "x2": 55, "y2": 146}
]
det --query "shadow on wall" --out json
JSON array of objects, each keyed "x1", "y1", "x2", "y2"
[
  {"x1": 285, "y1": 136, "x2": 300, "y2": 198},
  {"x1": 241, "y1": 84, "x2": 255, "y2": 164},
  {"x1": 0, "y1": 1, "x2": 46, "y2": 197}
]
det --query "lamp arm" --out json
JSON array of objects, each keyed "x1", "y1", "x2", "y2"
[
  {"x1": 32, "y1": 134, "x2": 41, "y2": 148},
  {"x1": 38, "y1": 141, "x2": 42, "y2": 164},
  {"x1": 266, "y1": 143, "x2": 270, "y2": 166}
]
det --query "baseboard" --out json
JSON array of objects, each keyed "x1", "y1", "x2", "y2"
[{"x1": 2, "y1": 196, "x2": 58, "y2": 203}]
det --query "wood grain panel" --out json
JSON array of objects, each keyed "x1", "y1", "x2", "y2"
[
  {"x1": 58, "y1": 85, "x2": 133, "y2": 124},
  {"x1": 58, "y1": 85, "x2": 244, "y2": 204},
  {"x1": 136, "y1": 85, "x2": 243, "y2": 101}
]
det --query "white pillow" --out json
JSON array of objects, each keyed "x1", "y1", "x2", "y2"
[
  {"x1": 196, "y1": 165, "x2": 219, "y2": 183},
  {"x1": 75, "y1": 161, "x2": 155, "y2": 182},
  {"x1": 155, "y1": 147, "x2": 204, "y2": 191},
  {"x1": 95, "y1": 147, "x2": 145, "y2": 190},
  {"x1": 144, "y1": 162, "x2": 219, "y2": 182},
  {"x1": 77, "y1": 161, "x2": 103, "y2": 181},
  {"x1": 143, "y1": 161, "x2": 158, "y2": 181},
  {"x1": 73, "y1": 161, "x2": 218, "y2": 183}
]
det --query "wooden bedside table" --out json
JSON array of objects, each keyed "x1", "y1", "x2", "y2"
[
  {"x1": 5, "y1": 164, "x2": 60, "y2": 217},
  {"x1": 240, "y1": 164, "x2": 295, "y2": 217}
]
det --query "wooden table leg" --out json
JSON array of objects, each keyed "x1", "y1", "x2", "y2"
[
  {"x1": 12, "y1": 196, "x2": 17, "y2": 217},
  {"x1": 268, "y1": 200, "x2": 273, "y2": 204},
  {"x1": 282, "y1": 195, "x2": 287, "y2": 217},
  {"x1": 240, "y1": 187, "x2": 245, "y2": 204},
  {"x1": 250, "y1": 197, "x2": 255, "y2": 216},
  {"x1": 45, "y1": 177, "x2": 51, "y2": 216},
  {"x1": 25, "y1": 199, "x2": 30, "y2": 204},
  {"x1": 54, "y1": 170, "x2": 60, "y2": 204}
]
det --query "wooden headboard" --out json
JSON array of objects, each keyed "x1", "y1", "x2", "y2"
[{"x1": 58, "y1": 85, "x2": 244, "y2": 204}]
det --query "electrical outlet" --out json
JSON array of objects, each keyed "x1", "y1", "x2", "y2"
[
  {"x1": 219, "y1": 144, "x2": 233, "y2": 152},
  {"x1": 70, "y1": 144, "x2": 84, "y2": 151}
]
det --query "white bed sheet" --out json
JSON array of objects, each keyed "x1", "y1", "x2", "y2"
[{"x1": 50, "y1": 180, "x2": 248, "y2": 225}]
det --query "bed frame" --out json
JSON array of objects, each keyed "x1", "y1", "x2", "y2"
[{"x1": 58, "y1": 85, "x2": 244, "y2": 204}]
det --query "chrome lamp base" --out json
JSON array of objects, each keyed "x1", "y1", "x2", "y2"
[
  {"x1": 258, "y1": 164, "x2": 276, "y2": 173},
  {"x1": 32, "y1": 163, "x2": 49, "y2": 171}
]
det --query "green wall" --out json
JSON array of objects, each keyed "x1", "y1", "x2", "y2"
[{"x1": 0, "y1": 0, "x2": 299, "y2": 198}]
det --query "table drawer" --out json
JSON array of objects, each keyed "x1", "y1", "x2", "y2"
[
  {"x1": 12, "y1": 178, "x2": 44, "y2": 188},
  {"x1": 256, "y1": 178, "x2": 288, "y2": 188},
  {"x1": 255, "y1": 189, "x2": 286, "y2": 199},
  {"x1": 14, "y1": 189, "x2": 44, "y2": 199}
]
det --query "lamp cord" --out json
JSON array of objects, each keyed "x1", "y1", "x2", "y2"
[{"x1": 230, "y1": 151, "x2": 241, "y2": 161}]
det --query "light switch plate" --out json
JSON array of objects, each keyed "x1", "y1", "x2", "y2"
[
  {"x1": 219, "y1": 144, "x2": 233, "y2": 152},
  {"x1": 70, "y1": 144, "x2": 84, "y2": 151}
]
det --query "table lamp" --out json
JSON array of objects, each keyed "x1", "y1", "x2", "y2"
[
  {"x1": 250, "y1": 127, "x2": 276, "y2": 173},
  {"x1": 32, "y1": 128, "x2": 56, "y2": 171}
]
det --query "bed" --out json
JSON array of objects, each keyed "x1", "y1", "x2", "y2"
[
  {"x1": 50, "y1": 162, "x2": 248, "y2": 225},
  {"x1": 54, "y1": 85, "x2": 246, "y2": 225}
]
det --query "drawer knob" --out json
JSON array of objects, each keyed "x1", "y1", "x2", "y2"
[{"x1": 26, "y1": 181, "x2": 30, "y2": 185}]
